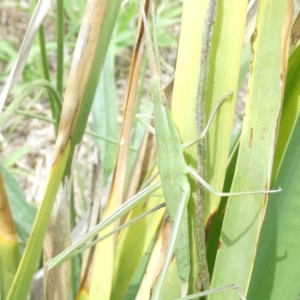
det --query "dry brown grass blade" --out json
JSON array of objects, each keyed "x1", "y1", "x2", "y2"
[
  {"x1": 77, "y1": 150, "x2": 102, "y2": 296},
  {"x1": 88, "y1": 1, "x2": 153, "y2": 298},
  {"x1": 105, "y1": 0, "x2": 151, "y2": 212},
  {"x1": 290, "y1": 5, "x2": 300, "y2": 52},
  {"x1": 43, "y1": 179, "x2": 72, "y2": 300},
  {"x1": 52, "y1": 1, "x2": 108, "y2": 163},
  {"x1": 0, "y1": 0, "x2": 55, "y2": 115},
  {"x1": 136, "y1": 218, "x2": 170, "y2": 299},
  {"x1": 125, "y1": 129, "x2": 156, "y2": 200}
]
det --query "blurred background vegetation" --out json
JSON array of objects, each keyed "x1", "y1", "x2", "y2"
[{"x1": 1, "y1": 0, "x2": 300, "y2": 300}]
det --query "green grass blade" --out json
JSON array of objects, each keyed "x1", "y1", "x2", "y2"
[
  {"x1": 247, "y1": 93, "x2": 300, "y2": 299},
  {"x1": 273, "y1": 43, "x2": 300, "y2": 178},
  {"x1": 56, "y1": 0, "x2": 64, "y2": 96},
  {"x1": 0, "y1": 165, "x2": 37, "y2": 242},
  {"x1": 6, "y1": 143, "x2": 71, "y2": 300},
  {"x1": 210, "y1": 1, "x2": 291, "y2": 299},
  {"x1": 0, "y1": 168, "x2": 20, "y2": 298},
  {"x1": 112, "y1": 186, "x2": 165, "y2": 299},
  {"x1": 91, "y1": 47, "x2": 118, "y2": 185}
]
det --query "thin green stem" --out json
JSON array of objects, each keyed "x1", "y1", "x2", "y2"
[
  {"x1": 195, "y1": 0, "x2": 218, "y2": 292},
  {"x1": 56, "y1": 0, "x2": 64, "y2": 96},
  {"x1": 37, "y1": 11, "x2": 60, "y2": 132}
]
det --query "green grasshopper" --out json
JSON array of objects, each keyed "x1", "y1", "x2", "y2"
[{"x1": 47, "y1": 2, "x2": 281, "y2": 299}]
